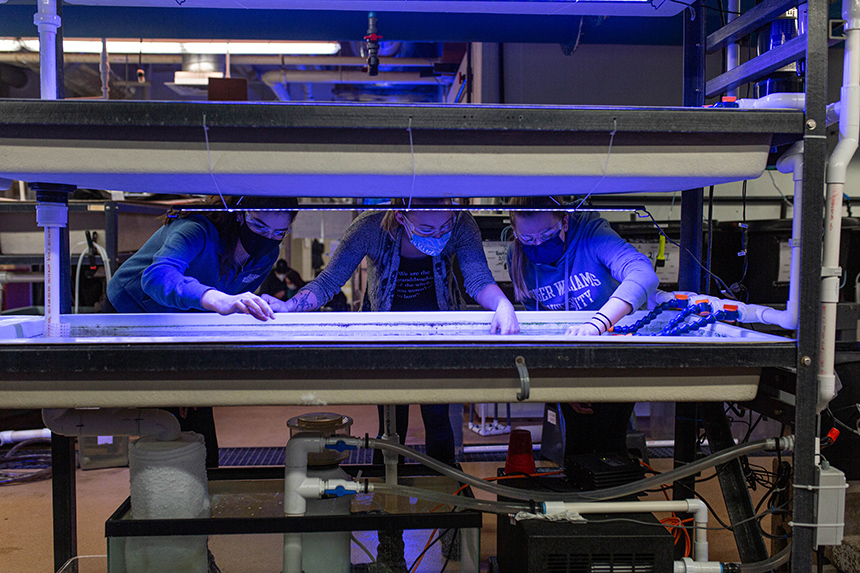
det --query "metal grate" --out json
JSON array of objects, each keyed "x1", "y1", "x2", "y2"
[
  {"x1": 545, "y1": 553, "x2": 655, "y2": 573},
  {"x1": 219, "y1": 445, "x2": 430, "y2": 466},
  {"x1": 217, "y1": 445, "x2": 702, "y2": 467}
]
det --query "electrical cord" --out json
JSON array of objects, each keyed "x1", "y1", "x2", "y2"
[
  {"x1": 350, "y1": 534, "x2": 378, "y2": 565},
  {"x1": 407, "y1": 528, "x2": 449, "y2": 573},
  {"x1": 0, "y1": 438, "x2": 52, "y2": 486},
  {"x1": 72, "y1": 239, "x2": 112, "y2": 314},
  {"x1": 639, "y1": 209, "x2": 737, "y2": 299},
  {"x1": 653, "y1": 461, "x2": 791, "y2": 534},
  {"x1": 706, "y1": 185, "x2": 715, "y2": 295},
  {"x1": 723, "y1": 180, "x2": 751, "y2": 302},
  {"x1": 827, "y1": 407, "x2": 860, "y2": 437}
]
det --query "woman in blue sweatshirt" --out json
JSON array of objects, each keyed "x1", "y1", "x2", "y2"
[
  {"x1": 507, "y1": 196, "x2": 659, "y2": 459},
  {"x1": 107, "y1": 195, "x2": 297, "y2": 320},
  {"x1": 106, "y1": 194, "x2": 297, "y2": 467}
]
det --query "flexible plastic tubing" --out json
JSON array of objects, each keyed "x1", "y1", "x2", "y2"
[
  {"x1": 371, "y1": 483, "x2": 530, "y2": 515},
  {"x1": 368, "y1": 438, "x2": 777, "y2": 502},
  {"x1": 737, "y1": 544, "x2": 791, "y2": 573}
]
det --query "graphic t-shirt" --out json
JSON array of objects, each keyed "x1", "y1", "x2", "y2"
[
  {"x1": 507, "y1": 212, "x2": 658, "y2": 312},
  {"x1": 390, "y1": 255, "x2": 439, "y2": 311}
]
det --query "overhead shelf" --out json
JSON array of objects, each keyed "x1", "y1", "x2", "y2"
[
  {"x1": 61, "y1": 0, "x2": 688, "y2": 17},
  {"x1": 0, "y1": 100, "x2": 804, "y2": 197}
]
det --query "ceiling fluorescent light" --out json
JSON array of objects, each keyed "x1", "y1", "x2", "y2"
[{"x1": 0, "y1": 38, "x2": 341, "y2": 55}]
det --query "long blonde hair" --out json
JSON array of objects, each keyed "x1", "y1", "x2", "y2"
[
  {"x1": 508, "y1": 197, "x2": 566, "y2": 302},
  {"x1": 381, "y1": 197, "x2": 453, "y2": 239}
]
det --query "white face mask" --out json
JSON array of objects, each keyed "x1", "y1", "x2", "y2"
[{"x1": 276, "y1": 273, "x2": 287, "y2": 282}]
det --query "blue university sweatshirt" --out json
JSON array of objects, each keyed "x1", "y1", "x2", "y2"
[
  {"x1": 107, "y1": 216, "x2": 278, "y2": 313},
  {"x1": 508, "y1": 212, "x2": 659, "y2": 312}
]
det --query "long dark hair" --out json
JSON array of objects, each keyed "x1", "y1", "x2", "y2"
[
  {"x1": 508, "y1": 196, "x2": 566, "y2": 302},
  {"x1": 162, "y1": 195, "x2": 299, "y2": 277}
]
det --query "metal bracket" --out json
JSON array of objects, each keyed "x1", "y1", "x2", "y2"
[
  {"x1": 830, "y1": 19, "x2": 847, "y2": 41},
  {"x1": 515, "y1": 355, "x2": 530, "y2": 401}
]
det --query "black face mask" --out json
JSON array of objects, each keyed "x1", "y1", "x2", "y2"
[
  {"x1": 238, "y1": 221, "x2": 281, "y2": 258},
  {"x1": 521, "y1": 234, "x2": 566, "y2": 265}
]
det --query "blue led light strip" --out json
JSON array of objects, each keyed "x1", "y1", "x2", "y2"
[{"x1": 173, "y1": 204, "x2": 648, "y2": 213}]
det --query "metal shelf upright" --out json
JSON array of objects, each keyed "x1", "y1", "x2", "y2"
[
  {"x1": 0, "y1": 0, "x2": 833, "y2": 569},
  {"x1": 677, "y1": 0, "x2": 828, "y2": 569}
]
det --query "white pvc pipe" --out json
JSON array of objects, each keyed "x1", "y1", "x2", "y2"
[
  {"x1": 99, "y1": 37, "x2": 110, "y2": 100},
  {"x1": 283, "y1": 433, "x2": 325, "y2": 573},
  {"x1": 650, "y1": 141, "x2": 806, "y2": 331},
  {"x1": 269, "y1": 82, "x2": 290, "y2": 101},
  {"x1": 674, "y1": 558, "x2": 725, "y2": 573},
  {"x1": 261, "y1": 68, "x2": 448, "y2": 86},
  {"x1": 820, "y1": 2, "x2": 860, "y2": 411},
  {"x1": 39, "y1": 205, "x2": 65, "y2": 339},
  {"x1": 42, "y1": 408, "x2": 181, "y2": 441},
  {"x1": 736, "y1": 92, "x2": 841, "y2": 126},
  {"x1": 46, "y1": 227, "x2": 59, "y2": 336},
  {"x1": 33, "y1": 0, "x2": 60, "y2": 100},
  {"x1": 0, "y1": 272, "x2": 45, "y2": 284},
  {"x1": 546, "y1": 499, "x2": 709, "y2": 561},
  {"x1": 756, "y1": 140, "x2": 804, "y2": 330},
  {"x1": 0, "y1": 428, "x2": 52, "y2": 446},
  {"x1": 727, "y1": 0, "x2": 740, "y2": 99},
  {"x1": 736, "y1": 92, "x2": 806, "y2": 110}
]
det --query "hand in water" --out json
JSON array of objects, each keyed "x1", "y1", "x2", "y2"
[
  {"x1": 202, "y1": 291, "x2": 275, "y2": 321},
  {"x1": 489, "y1": 301, "x2": 520, "y2": 334}
]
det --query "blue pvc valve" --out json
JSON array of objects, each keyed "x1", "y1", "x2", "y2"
[
  {"x1": 325, "y1": 440, "x2": 357, "y2": 453},
  {"x1": 324, "y1": 485, "x2": 354, "y2": 497}
]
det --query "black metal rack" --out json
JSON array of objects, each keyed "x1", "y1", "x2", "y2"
[{"x1": 0, "y1": 0, "x2": 831, "y2": 569}]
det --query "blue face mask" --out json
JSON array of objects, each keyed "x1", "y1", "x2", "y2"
[
  {"x1": 521, "y1": 234, "x2": 566, "y2": 265},
  {"x1": 402, "y1": 218, "x2": 452, "y2": 257}
]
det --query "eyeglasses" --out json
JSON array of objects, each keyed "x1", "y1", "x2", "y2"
[
  {"x1": 402, "y1": 214, "x2": 457, "y2": 238},
  {"x1": 245, "y1": 216, "x2": 291, "y2": 240},
  {"x1": 514, "y1": 220, "x2": 564, "y2": 246}
]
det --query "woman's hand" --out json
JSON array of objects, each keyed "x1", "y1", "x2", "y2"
[
  {"x1": 262, "y1": 294, "x2": 293, "y2": 312},
  {"x1": 201, "y1": 290, "x2": 275, "y2": 321},
  {"x1": 565, "y1": 323, "x2": 602, "y2": 336},
  {"x1": 489, "y1": 299, "x2": 520, "y2": 335},
  {"x1": 262, "y1": 290, "x2": 320, "y2": 313},
  {"x1": 476, "y1": 284, "x2": 520, "y2": 335}
]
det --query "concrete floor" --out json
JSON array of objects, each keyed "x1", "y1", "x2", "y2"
[{"x1": 0, "y1": 405, "x2": 782, "y2": 573}]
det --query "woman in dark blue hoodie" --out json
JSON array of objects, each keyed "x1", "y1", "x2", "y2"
[
  {"x1": 507, "y1": 196, "x2": 659, "y2": 460},
  {"x1": 107, "y1": 195, "x2": 297, "y2": 320},
  {"x1": 106, "y1": 194, "x2": 297, "y2": 467}
]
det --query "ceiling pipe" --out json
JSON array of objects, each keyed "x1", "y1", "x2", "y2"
[
  {"x1": 0, "y1": 53, "x2": 441, "y2": 66},
  {"x1": 261, "y1": 68, "x2": 451, "y2": 86}
]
